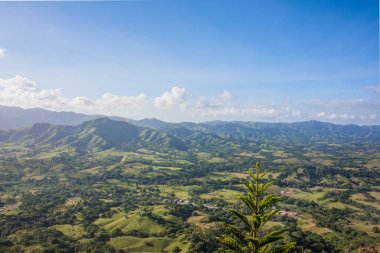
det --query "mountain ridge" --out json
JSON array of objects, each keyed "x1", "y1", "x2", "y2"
[
  {"x1": 1, "y1": 105, "x2": 379, "y2": 129},
  {"x1": 0, "y1": 105, "x2": 173, "y2": 130},
  {"x1": 0, "y1": 117, "x2": 188, "y2": 152},
  {"x1": 0, "y1": 106, "x2": 379, "y2": 147}
]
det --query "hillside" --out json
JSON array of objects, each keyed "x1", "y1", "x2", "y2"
[
  {"x1": 0, "y1": 111, "x2": 379, "y2": 252},
  {"x1": 0, "y1": 118, "x2": 187, "y2": 151},
  {"x1": 182, "y1": 120, "x2": 380, "y2": 142}
]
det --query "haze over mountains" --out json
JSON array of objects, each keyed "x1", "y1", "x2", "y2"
[
  {"x1": 0, "y1": 105, "x2": 173, "y2": 130},
  {"x1": 0, "y1": 105, "x2": 163, "y2": 130},
  {"x1": 0, "y1": 105, "x2": 379, "y2": 154}
]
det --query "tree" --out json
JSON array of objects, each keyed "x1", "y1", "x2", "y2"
[
  {"x1": 217, "y1": 162, "x2": 296, "y2": 253},
  {"x1": 173, "y1": 246, "x2": 182, "y2": 253}
]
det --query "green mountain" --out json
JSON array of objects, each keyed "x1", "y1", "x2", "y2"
[
  {"x1": 160, "y1": 124, "x2": 233, "y2": 151},
  {"x1": 136, "y1": 118, "x2": 171, "y2": 129},
  {"x1": 1, "y1": 106, "x2": 379, "y2": 152},
  {"x1": 182, "y1": 120, "x2": 380, "y2": 142},
  {"x1": 0, "y1": 118, "x2": 187, "y2": 151}
]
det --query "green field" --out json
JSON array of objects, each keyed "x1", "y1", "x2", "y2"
[
  {"x1": 1, "y1": 119, "x2": 379, "y2": 252},
  {"x1": 109, "y1": 235, "x2": 190, "y2": 252}
]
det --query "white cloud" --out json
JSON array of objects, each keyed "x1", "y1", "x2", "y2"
[
  {"x1": 369, "y1": 114, "x2": 376, "y2": 119},
  {"x1": 70, "y1": 96, "x2": 92, "y2": 106},
  {"x1": 0, "y1": 75, "x2": 148, "y2": 117},
  {"x1": 0, "y1": 75, "x2": 68, "y2": 109},
  {"x1": 304, "y1": 110, "x2": 366, "y2": 122},
  {"x1": 92, "y1": 93, "x2": 148, "y2": 115},
  {"x1": 220, "y1": 90, "x2": 233, "y2": 100},
  {"x1": 364, "y1": 85, "x2": 380, "y2": 94},
  {"x1": 154, "y1": 86, "x2": 187, "y2": 109},
  {"x1": 0, "y1": 48, "x2": 5, "y2": 58},
  {"x1": 242, "y1": 104, "x2": 279, "y2": 118},
  {"x1": 196, "y1": 103, "x2": 299, "y2": 120},
  {"x1": 196, "y1": 90, "x2": 234, "y2": 109},
  {"x1": 0, "y1": 75, "x2": 378, "y2": 124},
  {"x1": 314, "y1": 99, "x2": 379, "y2": 123},
  {"x1": 193, "y1": 97, "x2": 379, "y2": 124}
]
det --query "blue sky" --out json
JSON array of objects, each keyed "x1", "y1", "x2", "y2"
[{"x1": 0, "y1": 0, "x2": 378, "y2": 124}]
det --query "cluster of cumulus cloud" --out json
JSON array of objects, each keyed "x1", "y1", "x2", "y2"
[
  {"x1": 0, "y1": 49, "x2": 5, "y2": 58},
  {"x1": 0, "y1": 76, "x2": 149, "y2": 116},
  {"x1": 0, "y1": 75, "x2": 378, "y2": 124}
]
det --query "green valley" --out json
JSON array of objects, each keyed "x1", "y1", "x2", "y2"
[{"x1": 0, "y1": 118, "x2": 379, "y2": 252}]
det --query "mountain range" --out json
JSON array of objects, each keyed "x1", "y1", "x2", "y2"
[
  {"x1": 0, "y1": 105, "x2": 379, "y2": 153},
  {"x1": 0, "y1": 117, "x2": 187, "y2": 151},
  {"x1": 0, "y1": 105, "x2": 170, "y2": 130}
]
